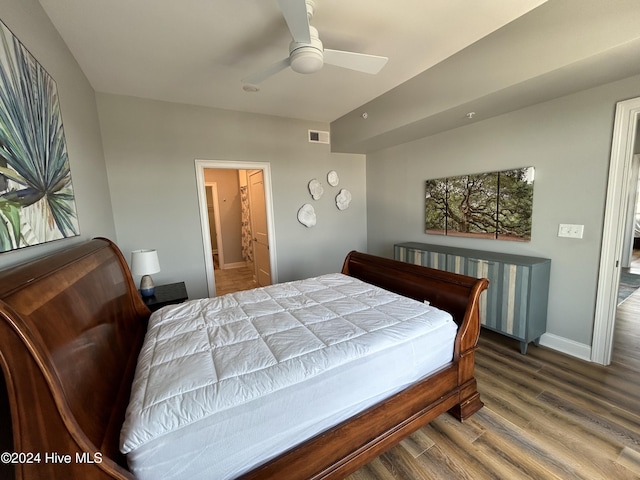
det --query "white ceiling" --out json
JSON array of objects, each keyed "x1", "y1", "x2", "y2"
[{"x1": 38, "y1": 0, "x2": 548, "y2": 123}]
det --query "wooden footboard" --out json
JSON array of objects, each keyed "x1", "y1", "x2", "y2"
[
  {"x1": 0, "y1": 241, "x2": 487, "y2": 480},
  {"x1": 342, "y1": 250, "x2": 489, "y2": 359},
  {"x1": 241, "y1": 252, "x2": 489, "y2": 479}
]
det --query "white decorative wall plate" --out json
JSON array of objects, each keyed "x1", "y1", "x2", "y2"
[
  {"x1": 308, "y1": 179, "x2": 324, "y2": 200},
  {"x1": 297, "y1": 203, "x2": 317, "y2": 227},
  {"x1": 336, "y1": 189, "x2": 352, "y2": 211},
  {"x1": 327, "y1": 170, "x2": 339, "y2": 187}
]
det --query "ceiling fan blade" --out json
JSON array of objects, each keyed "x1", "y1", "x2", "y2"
[
  {"x1": 241, "y1": 57, "x2": 291, "y2": 85},
  {"x1": 323, "y1": 49, "x2": 388, "y2": 74},
  {"x1": 277, "y1": 0, "x2": 311, "y2": 44}
]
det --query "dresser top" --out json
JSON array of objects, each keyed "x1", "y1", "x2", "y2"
[{"x1": 395, "y1": 242, "x2": 550, "y2": 265}]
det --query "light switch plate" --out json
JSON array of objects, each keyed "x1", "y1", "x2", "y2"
[{"x1": 558, "y1": 224, "x2": 584, "y2": 239}]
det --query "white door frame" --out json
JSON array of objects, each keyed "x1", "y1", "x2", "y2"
[
  {"x1": 195, "y1": 159, "x2": 278, "y2": 297},
  {"x1": 592, "y1": 96, "x2": 640, "y2": 365}
]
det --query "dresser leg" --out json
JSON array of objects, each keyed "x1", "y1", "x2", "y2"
[{"x1": 520, "y1": 341, "x2": 528, "y2": 355}]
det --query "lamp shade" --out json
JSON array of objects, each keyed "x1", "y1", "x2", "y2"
[{"x1": 131, "y1": 249, "x2": 160, "y2": 276}]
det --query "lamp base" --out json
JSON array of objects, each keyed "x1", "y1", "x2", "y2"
[{"x1": 140, "y1": 275, "x2": 155, "y2": 297}]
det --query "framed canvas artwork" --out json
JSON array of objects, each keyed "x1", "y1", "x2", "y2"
[
  {"x1": 425, "y1": 167, "x2": 535, "y2": 241},
  {"x1": 0, "y1": 19, "x2": 79, "y2": 252}
]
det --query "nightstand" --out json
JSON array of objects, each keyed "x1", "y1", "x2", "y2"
[{"x1": 142, "y1": 282, "x2": 188, "y2": 312}]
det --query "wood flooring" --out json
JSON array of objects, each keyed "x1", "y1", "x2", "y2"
[
  {"x1": 346, "y1": 289, "x2": 640, "y2": 480},
  {"x1": 214, "y1": 263, "x2": 257, "y2": 296}
]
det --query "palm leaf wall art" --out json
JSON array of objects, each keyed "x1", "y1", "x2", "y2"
[{"x1": 0, "y1": 19, "x2": 78, "y2": 252}]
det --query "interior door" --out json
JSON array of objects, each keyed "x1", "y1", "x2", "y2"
[
  {"x1": 249, "y1": 170, "x2": 271, "y2": 286},
  {"x1": 206, "y1": 182, "x2": 224, "y2": 268}
]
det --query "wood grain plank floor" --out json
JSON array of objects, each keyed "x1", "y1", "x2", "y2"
[
  {"x1": 214, "y1": 263, "x2": 257, "y2": 296},
  {"x1": 347, "y1": 288, "x2": 640, "y2": 480}
]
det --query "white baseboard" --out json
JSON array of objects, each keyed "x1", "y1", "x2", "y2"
[{"x1": 538, "y1": 333, "x2": 592, "y2": 362}]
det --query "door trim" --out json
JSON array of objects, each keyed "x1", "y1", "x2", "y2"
[
  {"x1": 592, "y1": 96, "x2": 640, "y2": 365},
  {"x1": 195, "y1": 160, "x2": 278, "y2": 297}
]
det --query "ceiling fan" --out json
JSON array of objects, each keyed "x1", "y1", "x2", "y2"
[{"x1": 241, "y1": 0, "x2": 388, "y2": 85}]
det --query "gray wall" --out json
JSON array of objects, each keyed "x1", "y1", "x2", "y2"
[
  {"x1": 364, "y1": 74, "x2": 640, "y2": 350},
  {"x1": 96, "y1": 94, "x2": 367, "y2": 299},
  {"x1": 0, "y1": 0, "x2": 116, "y2": 269}
]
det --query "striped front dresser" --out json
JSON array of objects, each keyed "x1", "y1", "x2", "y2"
[{"x1": 394, "y1": 242, "x2": 551, "y2": 354}]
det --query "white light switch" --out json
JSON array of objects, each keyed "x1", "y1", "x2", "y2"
[{"x1": 558, "y1": 224, "x2": 584, "y2": 239}]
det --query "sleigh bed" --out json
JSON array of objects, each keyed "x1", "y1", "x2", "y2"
[{"x1": 0, "y1": 238, "x2": 488, "y2": 479}]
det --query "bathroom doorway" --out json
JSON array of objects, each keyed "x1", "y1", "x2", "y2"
[{"x1": 195, "y1": 160, "x2": 277, "y2": 297}]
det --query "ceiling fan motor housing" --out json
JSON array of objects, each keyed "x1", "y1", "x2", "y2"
[
  {"x1": 289, "y1": 26, "x2": 323, "y2": 74},
  {"x1": 241, "y1": 0, "x2": 387, "y2": 83}
]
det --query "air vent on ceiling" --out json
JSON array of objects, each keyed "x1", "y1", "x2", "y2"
[{"x1": 308, "y1": 130, "x2": 330, "y2": 144}]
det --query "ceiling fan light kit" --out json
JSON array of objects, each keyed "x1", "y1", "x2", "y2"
[
  {"x1": 242, "y1": 0, "x2": 388, "y2": 84},
  {"x1": 289, "y1": 26, "x2": 324, "y2": 74},
  {"x1": 290, "y1": 49, "x2": 323, "y2": 74}
]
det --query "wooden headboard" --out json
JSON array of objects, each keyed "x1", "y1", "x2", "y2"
[{"x1": 0, "y1": 238, "x2": 147, "y2": 479}]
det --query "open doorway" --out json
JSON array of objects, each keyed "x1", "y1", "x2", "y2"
[
  {"x1": 592, "y1": 96, "x2": 640, "y2": 365},
  {"x1": 620, "y1": 155, "x2": 640, "y2": 273},
  {"x1": 617, "y1": 155, "x2": 640, "y2": 303},
  {"x1": 195, "y1": 160, "x2": 277, "y2": 297}
]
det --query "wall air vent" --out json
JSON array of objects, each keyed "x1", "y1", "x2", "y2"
[{"x1": 308, "y1": 130, "x2": 330, "y2": 144}]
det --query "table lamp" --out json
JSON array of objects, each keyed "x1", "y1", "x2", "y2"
[{"x1": 131, "y1": 249, "x2": 161, "y2": 297}]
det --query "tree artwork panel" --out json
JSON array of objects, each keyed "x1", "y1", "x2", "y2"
[
  {"x1": 0, "y1": 20, "x2": 79, "y2": 252},
  {"x1": 425, "y1": 167, "x2": 534, "y2": 241}
]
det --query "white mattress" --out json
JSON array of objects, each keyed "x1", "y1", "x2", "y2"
[{"x1": 121, "y1": 273, "x2": 457, "y2": 480}]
